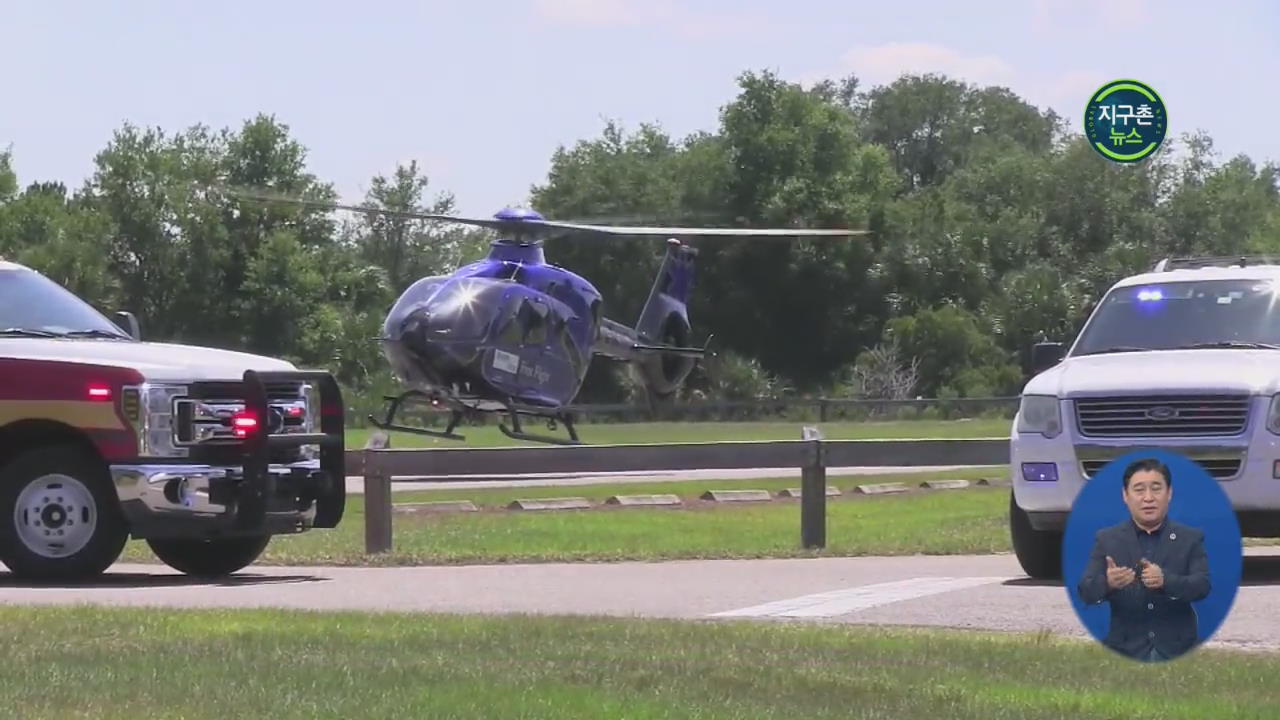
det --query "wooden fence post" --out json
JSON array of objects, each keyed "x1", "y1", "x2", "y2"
[
  {"x1": 800, "y1": 425, "x2": 826, "y2": 549},
  {"x1": 363, "y1": 431, "x2": 392, "y2": 554}
]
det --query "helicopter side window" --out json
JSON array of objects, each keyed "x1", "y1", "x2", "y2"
[
  {"x1": 523, "y1": 301, "x2": 549, "y2": 346},
  {"x1": 497, "y1": 297, "x2": 536, "y2": 345},
  {"x1": 556, "y1": 316, "x2": 583, "y2": 373},
  {"x1": 495, "y1": 306, "x2": 523, "y2": 345}
]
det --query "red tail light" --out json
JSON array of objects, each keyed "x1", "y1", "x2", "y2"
[{"x1": 87, "y1": 383, "x2": 112, "y2": 401}]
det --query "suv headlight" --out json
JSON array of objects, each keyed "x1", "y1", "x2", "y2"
[
  {"x1": 1267, "y1": 395, "x2": 1280, "y2": 435},
  {"x1": 1016, "y1": 394, "x2": 1062, "y2": 438}
]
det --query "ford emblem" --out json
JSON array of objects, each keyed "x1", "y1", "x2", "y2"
[{"x1": 1145, "y1": 406, "x2": 1178, "y2": 421}]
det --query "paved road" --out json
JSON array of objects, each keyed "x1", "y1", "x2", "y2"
[
  {"x1": 345, "y1": 464, "x2": 1000, "y2": 493},
  {"x1": 5, "y1": 546, "x2": 1278, "y2": 652}
]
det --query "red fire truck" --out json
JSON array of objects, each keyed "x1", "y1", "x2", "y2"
[{"x1": 0, "y1": 259, "x2": 346, "y2": 581}]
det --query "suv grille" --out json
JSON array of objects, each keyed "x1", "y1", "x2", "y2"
[
  {"x1": 1081, "y1": 458, "x2": 1242, "y2": 480},
  {"x1": 1074, "y1": 395, "x2": 1251, "y2": 437}
]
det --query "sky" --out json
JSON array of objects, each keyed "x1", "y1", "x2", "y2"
[{"x1": 3, "y1": 0, "x2": 1277, "y2": 218}]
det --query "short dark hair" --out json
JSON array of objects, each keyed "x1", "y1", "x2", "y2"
[{"x1": 1123, "y1": 457, "x2": 1171, "y2": 490}]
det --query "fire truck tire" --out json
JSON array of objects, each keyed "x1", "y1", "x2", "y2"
[
  {"x1": 0, "y1": 444, "x2": 130, "y2": 581},
  {"x1": 145, "y1": 535, "x2": 272, "y2": 578}
]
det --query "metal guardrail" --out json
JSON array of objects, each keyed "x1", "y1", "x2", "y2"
[
  {"x1": 347, "y1": 395, "x2": 1022, "y2": 426},
  {"x1": 341, "y1": 429, "x2": 1012, "y2": 554}
]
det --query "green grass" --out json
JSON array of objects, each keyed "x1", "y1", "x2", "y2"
[
  {"x1": 119, "y1": 467, "x2": 1013, "y2": 566},
  {"x1": 2, "y1": 605, "x2": 1276, "y2": 719},
  {"x1": 345, "y1": 417, "x2": 1012, "y2": 448}
]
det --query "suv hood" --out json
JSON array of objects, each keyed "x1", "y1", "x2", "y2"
[
  {"x1": 0, "y1": 337, "x2": 296, "y2": 382},
  {"x1": 1026, "y1": 348, "x2": 1280, "y2": 396}
]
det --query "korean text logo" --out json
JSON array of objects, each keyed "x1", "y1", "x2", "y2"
[{"x1": 1085, "y1": 79, "x2": 1167, "y2": 163}]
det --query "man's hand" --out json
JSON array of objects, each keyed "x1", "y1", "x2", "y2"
[
  {"x1": 1106, "y1": 556, "x2": 1135, "y2": 590},
  {"x1": 1140, "y1": 558, "x2": 1164, "y2": 590}
]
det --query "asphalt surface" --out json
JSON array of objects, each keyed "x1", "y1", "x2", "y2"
[
  {"x1": 5, "y1": 546, "x2": 1279, "y2": 652},
  {"x1": 345, "y1": 464, "x2": 998, "y2": 492}
]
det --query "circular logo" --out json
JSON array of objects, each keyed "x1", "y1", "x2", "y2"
[
  {"x1": 1062, "y1": 449, "x2": 1242, "y2": 662},
  {"x1": 1085, "y1": 79, "x2": 1167, "y2": 163}
]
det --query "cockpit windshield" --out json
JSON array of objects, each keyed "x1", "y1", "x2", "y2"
[
  {"x1": 1071, "y1": 279, "x2": 1280, "y2": 356},
  {"x1": 0, "y1": 267, "x2": 131, "y2": 339}
]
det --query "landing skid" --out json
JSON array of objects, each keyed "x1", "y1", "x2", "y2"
[
  {"x1": 497, "y1": 402, "x2": 582, "y2": 446},
  {"x1": 369, "y1": 390, "x2": 584, "y2": 446},
  {"x1": 368, "y1": 390, "x2": 467, "y2": 441}
]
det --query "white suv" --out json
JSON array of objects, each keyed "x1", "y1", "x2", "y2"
[{"x1": 1010, "y1": 255, "x2": 1280, "y2": 578}]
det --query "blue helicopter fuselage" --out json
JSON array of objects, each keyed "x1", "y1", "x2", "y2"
[{"x1": 380, "y1": 238, "x2": 604, "y2": 409}]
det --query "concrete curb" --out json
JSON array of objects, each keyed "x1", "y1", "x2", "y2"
[
  {"x1": 777, "y1": 487, "x2": 842, "y2": 498},
  {"x1": 605, "y1": 494, "x2": 683, "y2": 507},
  {"x1": 507, "y1": 497, "x2": 592, "y2": 511},
  {"x1": 851, "y1": 482, "x2": 909, "y2": 495},
  {"x1": 920, "y1": 479, "x2": 971, "y2": 490},
  {"x1": 392, "y1": 500, "x2": 479, "y2": 514},
  {"x1": 699, "y1": 490, "x2": 772, "y2": 502}
]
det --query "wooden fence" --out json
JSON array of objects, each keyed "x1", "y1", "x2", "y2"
[{"x1": 341, "y1": 429, "x2": 1012, "y2": 553}]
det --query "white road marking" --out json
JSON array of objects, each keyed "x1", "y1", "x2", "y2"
[{"x1": 708, "y1": 576, "x2": 1010, "y2": 618}]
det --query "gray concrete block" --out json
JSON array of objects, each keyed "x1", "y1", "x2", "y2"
[
  {"x1": 777, "y1": 486, "x2": 841, "y2": 498},
  {"x1": 605, "y1": 494, "x2": 683, "y2": 507},
  {"x1": 851, "y1": 482, "x2": 909, "y2": 495},
  {"x1": 699, "y1": 489, "x2": 772, "y2": 502},
  {"x1": 920, "y1": 479, "x2": 971, "y2": 490},
  {"x1": 393, "y1": 500, "x2": 478, "y2": 514},
  {"x1": 507, "y1": 497, "x2": 592, "y2": 511}
]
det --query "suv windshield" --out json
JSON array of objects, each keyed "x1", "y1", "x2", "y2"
[
  {"x1": 1072, "y1": 278, "x2": 1280, "y2": 356},
  {"x1": 0, "y1": 267, "x2": 131, "y2": 339}
]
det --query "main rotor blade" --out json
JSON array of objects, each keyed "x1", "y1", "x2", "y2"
[
  {"x1": 224, "y1": 187, "x2": 525, "y2": 233},
  {"x1": 223, "y1": 186, "x2": 870, "y2": 238},
  {"x1": 531, "y1": 219, "x2": 870, "y2": 238}
]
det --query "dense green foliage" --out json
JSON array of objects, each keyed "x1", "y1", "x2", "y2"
[{"x1": 3, "y1": 70, "x2": 1278, "y2": 416}]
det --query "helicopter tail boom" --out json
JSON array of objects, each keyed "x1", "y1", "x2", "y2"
[{"x1": 593, "y1": 318, "x2": 712, "y2": 358}]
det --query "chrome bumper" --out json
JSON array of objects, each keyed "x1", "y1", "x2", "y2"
[{"x1": 110, "y1": 458, "x2": 327, "y2": 515}]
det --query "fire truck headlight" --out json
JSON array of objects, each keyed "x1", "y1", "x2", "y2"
[{"x1": 122, "y1": 383, "x2": 189, "y2": 458}]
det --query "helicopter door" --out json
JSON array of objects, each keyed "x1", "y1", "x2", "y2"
[
  {"x1": 522, "y1": 299, "x2": 549, "y2": 348},
  {"x1": 508, "y1": 298, "x2": 550, "y2": 392}
]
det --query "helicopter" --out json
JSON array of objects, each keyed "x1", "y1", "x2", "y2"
[{"x1": 229, "y1": 188, "x2": 866, "y2": 445}]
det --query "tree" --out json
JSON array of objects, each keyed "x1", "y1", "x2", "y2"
[
  {"x1": 0, "y1": 148, "x2": 17, "y2": 204},
  {"x1": 353, "y1": 160, "x2": 488, "y2": 293},
  {"x1": 843, "y1": 338, "x2": 921, "y2": 400},
  {"x1": 692, "y1": 70, "x2": 899, "y2": 389},
  {"x1": 854, "y1": 74, "x2": 1056, "y2": 193},
  {"x1": 881, "y1": 304, "x2": 1022, "y2": 397}
]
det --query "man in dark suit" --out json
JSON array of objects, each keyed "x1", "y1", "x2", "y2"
[{"x1": 1076, "y1": 457, "x2": 1211, "y2": 662}]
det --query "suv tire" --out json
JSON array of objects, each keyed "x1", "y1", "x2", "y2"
[{"x1": 1009, "y1": 492, "x2": 1063, "y2": 579}]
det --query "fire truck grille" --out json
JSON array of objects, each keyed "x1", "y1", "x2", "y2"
[{"x1": 177, "y1": 380, "x2": 309, "y2": 463}]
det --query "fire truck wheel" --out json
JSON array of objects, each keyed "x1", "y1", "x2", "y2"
[
  {"x1": 145, "y1": 535, "x2": 272, "y2": 578},
  {"x1": 0, "y1": 444, "x2": 130, "y2": 581}
]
